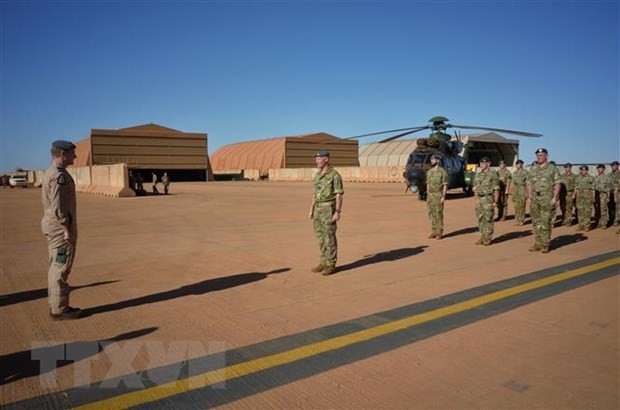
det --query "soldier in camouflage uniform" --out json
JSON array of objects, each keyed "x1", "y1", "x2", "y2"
[
  {"x1": 497, "y1": 160, "x2": 512, "y2": 221},
  {"x1": 41, "y1": 140, "x2": 84, "y2": 320},
  {"x1": 510, "y1": 159, "x2": 528, "y2": 226},
  {"x1": 473, "y1": 157, "x2": 499, "y2": 246},
  {"x1": 609, "y1": 161, "x2": 619, "y2": 227},
  {"x1": 559, "y1": 163, "x2": 576, "y2": 226},
  {"x1": 426, "y1": 154, "x2": 449, "y2": 239},
  {"x1": 526, "y1": 148, "x2": 561, "y2": 253},
  {"x1": 309, "y1": 150, "x2": 344, "y2": 276},
  {"x1": 573, "y1": 165, "x2": 595, "y2": 231},
  {"x1": 594, "y1": 164, "x2": 611, "y2": 229}
]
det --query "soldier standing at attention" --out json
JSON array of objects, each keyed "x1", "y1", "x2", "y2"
[
  {"x1": 309, "y1": 150, "x2": 343, "y2": 276},
  {"x1": 609, "y1": 161, "x2": 619, "y2": 227},
  {"x1": 497, "y1": 160, "x2": 512, "y2": 221},
  {"x1": 152, "y1": 172, "x2": 159, "y2": 194},
  {"x1": 527, "y1": 148, "x2": 561, "y2": 253},
  {"x1": 426, "y1": 154, "x2": 448, "y2": 239},
  {"x1": 510, "y1": 159, "x2": 528, "y2": 226},
  {"x1": 42, "y1": 140, "x2": 84, "y2": 320},
  {"x1": 473, "y1": 157, "x2": 499, "y2": 246},
  {"x1": 574, "y1": 165, "x2": 595, "y2": 232},
  {"x1": 594, "y1": 164, "x2": 611, "y2": 229},
  {"x1": 560, "y1": 163, "x2": 576, "y2": 227}
]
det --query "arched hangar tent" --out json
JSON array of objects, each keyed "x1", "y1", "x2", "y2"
[
  {"x1": 210, "y1": 132, "x2": 358, "y2": 178},
  {"x1": 359, "y1": 132, "x2": 519, "y2": 168},
  {"x1": 73, "y1": 123, "x2": 212, "y2": 181}
]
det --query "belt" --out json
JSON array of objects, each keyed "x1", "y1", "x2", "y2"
[
  {"x1": 315, "y1": 201, "x2": 335, "y2": 207},
  {"x1": 478, "y1": 193, "x2": 493, "y2": 197}
]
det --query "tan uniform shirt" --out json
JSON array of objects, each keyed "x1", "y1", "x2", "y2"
[{"x1": 41, "y1": 163, "x2": 77, "y2": 246}]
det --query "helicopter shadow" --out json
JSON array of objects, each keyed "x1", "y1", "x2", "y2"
[
  {"x1": 441, "y1": 226, "x2": 479, "y2": 239},
  {"x1": 337, "y1": 247, "x2": 427, "y2": 274},
  {"x1": 550, "y1": 233, "x2": 588, "y2": 250},
  {"x1": 492, "y1": 230, "x2": 532, "y2": 244}
]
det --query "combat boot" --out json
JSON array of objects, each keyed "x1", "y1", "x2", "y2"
[
  {"x1": 475, "y1": 238, "x2": 484, "y2": 245},
  {"x1": 428, "y1": 233, "x2": 436, "y2": 239},
  {"x1": 540, "y1": 247, "x2": 550, "y2": 253},
  {"x1": 483, "y1": 238, "x2": 492, "y2": 246},
  {"x1": 435, "y1": 234, "x2": 443, "y2": 240},
  {"x1": 584, "y1": 226, "x2": 591, "y2": 232},
  {"x1": 311, "y1": 264, "x2": 325, "y2": 273},
  {"x1": 321, "y1": 266, "x2": 337, "y2": 276},
  {"x1": 50, "y1": 307, "x2": 84, "y2": 321},
  {"x1": 529, "y1": 244, "x2": 540, "y2": 252},
  {"x1": 575, "y1": 226, "x2": 583, "y2": 231}
]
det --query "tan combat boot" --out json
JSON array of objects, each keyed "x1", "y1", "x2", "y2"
[
  {"x1": 483, "y1": 238, "x2": 492, "y2": 246},
  {"x1": 475, "y1": 238, "x2": 484, "y2": 245},
  {"x1": 540, "y1": 247, "x2": 550, "y2": 253},
  {"x1": 321, "y1": 266, "x2": 337, "y2": 276},
  {"x1": 435, "y1": 234, "x2": 443, "y2": 240},
  {"x1": 428, "y1": 233, "x2": 436, "y2": 239},
  {"x1": 529, "y1": 244, "x2": 540, "y2": 252},
  {"x1": 311, "y1": 264, "x2": 325, "y2": 273}
]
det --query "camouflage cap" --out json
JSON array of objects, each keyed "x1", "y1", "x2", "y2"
[
  {"x1": 52, "y1": 140, "x2": 76, "y2": 151},
  {"x1": 314, "y1": 150, "x2": 330, "y2": 158}
]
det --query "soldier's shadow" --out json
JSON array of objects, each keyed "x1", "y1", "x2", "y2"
[
  {"x1": 550, "y1": 234, "x2": 588, "y2": 250},
  {"x1": 492, "y1": 230, "x2": 532, "y2": 244},
  {"x1": 442, "y1": 226, "x2": 478, "y2": 239},
  {"x1": 0, "y1": 280, "x2": 120, "y2": 308},
  {"x1": 337, "y1": 247, "x2": 427, "y2": 274},
  {"x1": 82, "y1": 268, "x2": 290, "y2": 317}
]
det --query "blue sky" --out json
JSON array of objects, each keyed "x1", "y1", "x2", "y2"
[{"x1": 1, "y1": 0, "x2": 618, "y2": 173}]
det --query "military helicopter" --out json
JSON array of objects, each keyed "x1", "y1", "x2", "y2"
[{"x1": 347, "y1": 116, "x2": 542, "y2": 200}]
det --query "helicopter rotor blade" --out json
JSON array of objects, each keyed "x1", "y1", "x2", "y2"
[
  {"x1": 378, "y1": 128, "x2": 428, "y2": 143},
  {"x1": 345, "y1": 125, "x2": 429, "y2": 140},
  {"x1": 448, "y1": 124, "x2": 542, "y2": 137}
]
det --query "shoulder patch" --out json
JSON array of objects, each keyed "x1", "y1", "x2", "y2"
[{"x1": 57, "y1": 173, "x2": 67, "y2": 185}]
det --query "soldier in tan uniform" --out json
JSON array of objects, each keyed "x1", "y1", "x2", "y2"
[{"x1": 41, "y1": 140, "x2": 84, "y2": 320}]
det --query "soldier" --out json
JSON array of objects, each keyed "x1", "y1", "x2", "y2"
[
  {"x1": 41, "y1": 140, "x2": 84, "y2": 320},
  {"x1": 594, "y1": 164, "x2": 611, "y2": 229},
  {"x1": 473, "y1": 157, "x2": 499, "y2": 246},
  {"x1": 609, "y1": 161, "x2": 619, "y2": 227},
  {"x1": 510, "y1": 159, "x2": 528, "y2": 226},
  {"x1": 527, "y1": 148, "x2": 561, "y2": 253},
  {"x1": 426, "y1": 154, "x2": 449, "y2": 239},
  {"x1": 309, "y1": 150, "x2": 344, "y2": 276},
  {"x1": 162, "y1": 172, "x2": 171, "y2": 195},
  {"x1": 559, "y1": 163, "x2": 576, "y2": 226},
  {"x1": 497, "y1": 160, "x2": 512, "y2": 221},
  {"x1": 152, "y1": 172, "x2": 159, "y2": 194},
  {"x1": 574, "y1": 165, "x2": 595, "y2": 231}
]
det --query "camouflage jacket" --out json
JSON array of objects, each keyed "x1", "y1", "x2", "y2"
[
  {"x1": 474, "y1": 169, "x2": 499, "y2": 197},
  {"x1": 512, "y1": 168, "x2": 528, "y2": 186},
  {"x1": 594, "y1": 173, "x2": 612, "y2": 192},
  {"x1": 427, "y1": 166, "x2": 448, "y2": 193},
  {"x1": 561, "y1": 172, "x2": 576, "y2": 191},
  {"x1": 574, "y1": 174, "x2": 595, "y2": 198},
  {"x1": 498, "y1": 168, "x2": 512, "y2": 185},
  {"x1": 527, "y1": 162, "x2": 561, "y2": 197},
  {"x1": 609, "y1": 171, "x2": 620, "y2": 191},
  {"x1": 313, "y1": 167, "x2": 344, "y2": 203}
]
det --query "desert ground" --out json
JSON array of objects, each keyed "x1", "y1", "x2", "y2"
[{"x1": 1, "y1": 181, "x2": 618, "y2": 409}]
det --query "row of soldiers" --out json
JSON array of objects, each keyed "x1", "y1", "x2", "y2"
[{"x1": 496, "y1": 159, "x2": 619, "y2": 230}]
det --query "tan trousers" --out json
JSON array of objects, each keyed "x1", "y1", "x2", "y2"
[{"x1": 46, "y1": 240, "x2": 76, "y2": 314}]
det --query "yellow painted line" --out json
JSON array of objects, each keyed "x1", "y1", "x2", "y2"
[{"x1": 76, "y1": 257, "x2": 619, "y2": 410}]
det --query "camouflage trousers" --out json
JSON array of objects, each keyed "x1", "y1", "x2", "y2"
[
  {"x1": 576, "y1": 198, "x2": 593, "y2": 229},
  {"x1": 512, "y1": 185, "x2": 527, "y2": 223},
  {"x1": 614, "y1": 193, "x2": 620, "y2": 226},
  {"x1": 475, "y1": 195, "x2": 494, "y2": 240},
  {"x1": 530, "y1": 194, "x2": 555, "y2": 248},
  {"x1": 45, "y1": 236, "x2": 77, "y2": 314},
  {"x1": 560, "y1": 190, "x2": 575, "y2": 226},
  {"x1": 595, "y1": 191, "x2": 609, "y2": 227},
  {"x1": 427, "y1": 192, "x2": 444, "y2": 236},
  {"x1": 313, "y1": 205, "x2": 338, "y2": 267},
  {"x1": 497, "y1": 185, "x2": 508, "y2": 219}
]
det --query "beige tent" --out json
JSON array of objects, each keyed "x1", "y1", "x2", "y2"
[
  {"x1": 211, "y1": 132, "x2": 358, "y2": 177},
  {"x1": 72, "y1": 123, "x2": 212, "y2": 180},
  {"x1": 359, "y1": 132, "x2": 520, "y2": 167}
]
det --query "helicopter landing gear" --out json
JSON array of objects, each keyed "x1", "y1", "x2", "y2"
[{"x1": 418, "y1": 191, "x2": 427, "y2": 201}]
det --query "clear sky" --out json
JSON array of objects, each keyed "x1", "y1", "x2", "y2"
[{"x1": 1, "y1": 0, "x2": 618, "y2": 173}]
